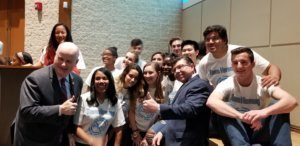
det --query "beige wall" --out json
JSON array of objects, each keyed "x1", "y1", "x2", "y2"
[
  {"x1": 182, "y1": 0, "x2": 300, "y2": 127},
  {"x1": 25, "y1": 0, "x2": 59, "y2": 63}
]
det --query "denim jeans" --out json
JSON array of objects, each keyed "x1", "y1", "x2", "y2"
[{"x1": 216, "y1": 114, "x2": 291, "y2": 146}]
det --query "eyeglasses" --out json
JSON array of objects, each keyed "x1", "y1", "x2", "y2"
[
  {"x1": 172, "y1": 64, "x2": 190, "y2": 73},
  {"x1": 172, "y1": 44, "x2": 181, "y2": 48}
]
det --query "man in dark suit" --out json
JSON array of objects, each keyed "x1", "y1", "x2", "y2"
[
  {"x1": 14, "y1": 42, "x2": 83, "y2": 146},
  {"x1": 143, "y1": 56, "x2": 213, "y2": 146}
]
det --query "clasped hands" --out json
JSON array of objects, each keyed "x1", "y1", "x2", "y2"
[{"x1": 239, "y1": 109, "x2": 268, "y2": 131}]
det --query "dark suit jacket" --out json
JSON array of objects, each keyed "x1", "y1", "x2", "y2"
[
  {"x1": 160, "y1": 75, "x2": 213, "y2": 146},
  {"x1": 14, "y1": 65, "x2": 83, "y2": 146}
]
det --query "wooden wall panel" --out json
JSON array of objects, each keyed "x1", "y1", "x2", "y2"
[
  {"x1": 0, "y1": 0, "x2": 24, "y2": 58},
  {"x1": 202, "y1": 0, "x2": 231, "y2": 41},
  {"x1": 0, "y1": 0, "x2": 9, "y2": 56},
  {"x1": 254, "y1": 45, "x2": 300, "y2": 127},
  {"x1": 9, "y1": 0, "x2": 25, "y2": 57},
  {"x1": 230, "y1": 0, "x2": 270, "y2": 47},
  {"x1": 271, "y1": 0, "x2": 300, "y2": 45},
  {"x1": 182, "y1": 3, "x2": 202, "y2": 41}
]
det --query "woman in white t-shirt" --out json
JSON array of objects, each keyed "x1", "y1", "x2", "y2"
[
  {"x1": 74, "y1": 67, "x2": 125, "y2": 146},
  {"x1": 107, "y1": 64, "x2": 145, "y2": 146},
  {"x1": 130, "y1": 62, "x2": 164, "y2": 146}
]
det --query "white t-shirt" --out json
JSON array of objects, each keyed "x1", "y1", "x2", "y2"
[
  {"x1": 74, "y1": 92, "x2": 125, "y2": 144},
  {"x1": 85, "y1": 66, "x2": 122, "y2": 86},
  {"x1": 161, "y1": 75, "x2": 174, "y2": 103},
  {"x1": 114, "y1": 56, "x2": 146, "y2": 70},
  {"x1": 198, "y1": 44, "x2": 269, "y2": 87},
  {"x1": 39, "y1": 46, "x2": 86, "y2": 69},
  {"x1": 135, "y1": 88, "x2": 158, "y2": 131},
  {"x1": 168, "y1": 80, "x2": 183, "y2": 104},
  {"x1": 214, "y1": 75, "x2": 275, "y2": 113},
  {"x1": 195, "y1": 62, "x2": 200, "y2": 74},
  {"x1": 117, "y1": 89, "x2": 131, "y2": 118}
]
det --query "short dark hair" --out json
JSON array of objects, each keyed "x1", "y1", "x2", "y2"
[
  {"x1": 169, "y1": 37, "x2": 181, "y2": 46},
  {"x1": 105, "y1": 47, "x2": 118, "y2": 58},
  {"x1": 173, "y1": 56, "x2": 194, "y2": 67},
  {"x1": 131, "y1": 38, "x2": 143, "y2": 47},
  {"x1": 181, "y1": 40, "x2": 199, "y2": 52},
  {"x1": 203, "y1": 25, "x2": 228, "y2": 44},
  {"x1": 172, "y1": 56, "x2": 195, "y2": 73},
  {"x1": 231, "y1": 47, "x2": 254, "y2": 63}
]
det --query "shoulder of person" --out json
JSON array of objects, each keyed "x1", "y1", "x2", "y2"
[{"x1": 80, "y1": 92, "x2": 91, "y2": 100}]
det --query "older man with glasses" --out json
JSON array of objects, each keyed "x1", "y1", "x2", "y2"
[{"x1": 143, "y1": 56, "x2": 213, "y2": 146}]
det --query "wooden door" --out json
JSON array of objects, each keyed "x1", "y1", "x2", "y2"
[
  {"x1": 59, "y1": 0, "x2": 72, "y2": 30},
  {"x1": 0, "y1": 0, "x2": 24, "y2": 58}
]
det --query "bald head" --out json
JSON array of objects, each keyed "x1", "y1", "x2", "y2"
[
  {"x1": 57, "y1": 42, "x2": 79, "y2": 60},
  {"x1": 54, "y1": 42, "x2": 79, "y2": 77}
]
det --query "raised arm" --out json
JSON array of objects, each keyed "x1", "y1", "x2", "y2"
[
  {"x1": 159, "y1": 83, "x2": 211, "y2": 119},
  {"x1": 256, "y1": 86, "x2": 297, "y2": 118},
  {"x1": 243, "y1": 86, "x2": 298, "y2": 125}
]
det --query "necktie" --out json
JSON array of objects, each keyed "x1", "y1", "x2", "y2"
[{"x1": 60, "y1": 78, "x2": 67, "y2": 103}]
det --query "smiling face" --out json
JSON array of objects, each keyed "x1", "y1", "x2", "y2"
[
  {"x1": 204, "y1": 31, "x2": 227, "y2": 58},
  {"x1": 171, "y1": 40, "x2": 182, "y2": 56},
  {"x1": 55, "y1": 25, "x2": 67, "y2": 44},
  {"x1": 232, "y1": 52, "x2": 255, "y2": 79},
  {"x1": 53, "y1": 42, "x2": 79, "y2": 78},
  {"x1": 94, "y1": 71, "x2": 109, "y2": 94},
  {"x1": 172, "y1": 59, "x2": 194, "y2": 83},
  {"x1": 162, "y1": 57, "x2": 172, "y2": 75},
  {"x1": 123, "y1": 52, "x2": 136, "y2": 67},
  {"x1": 132, "y1": 45, "x2": 143, "y2": 55},
  {"x1": 124, "y1": 69, "x2": 139, "y2": 88},
  {"x1": 102, "y1": 49, "x2": 116, "y2": 66},
  {"x1": 143, "y1": 65, "x2": 159, "y2": 87},
  {"x1": 182, "y1": 44, "x2": 199, "y2": 63},
  {"x1": 151, "y1": 53, "x2": 164, "y2": 66}
]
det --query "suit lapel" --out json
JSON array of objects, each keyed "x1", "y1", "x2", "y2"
[
  {"x1": 49, "y1": 65, "x2": 61, "y2": 104},
  {"x1": 172, "y1": 75, "x2": 199, "y2": 104}
]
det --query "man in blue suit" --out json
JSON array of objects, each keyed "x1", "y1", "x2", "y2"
[
  {"x1": 14, "y1": 42, "x2": 83, "y2": 146},
  {"x1": 143, "y1": 56, "x2": 213, "y2": 146}
]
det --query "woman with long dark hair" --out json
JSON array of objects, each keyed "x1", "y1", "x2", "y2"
[
  {"x1": 34, "y1": 23, "x2": 86, "y2": 74},
  {"x1": 108, "y1": 64, "x2": 145, "y2": 146},
  {"x1": 74, "y1": 68, "x2": 125, "y2": 146}
]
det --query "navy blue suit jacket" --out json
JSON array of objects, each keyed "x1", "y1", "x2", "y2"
[
  {"x1": 160, "y1": 75, "x2": 213, "y2": 146},
  {"x1": 14, "y1": 65, "x2": 83, "y2": 146}
]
